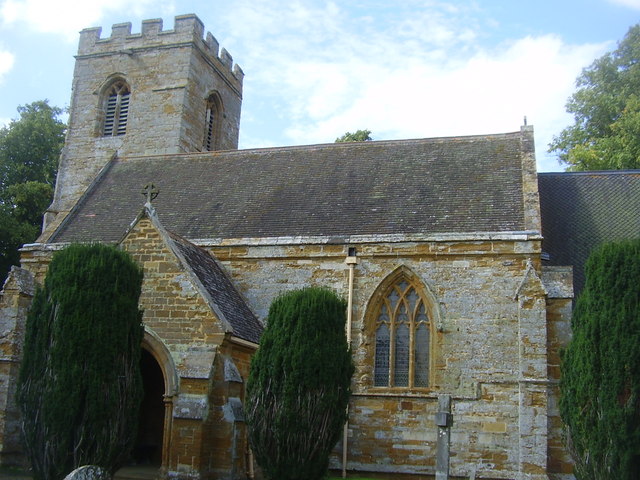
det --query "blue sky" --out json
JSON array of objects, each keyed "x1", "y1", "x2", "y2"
[{"x1": 0, "y1": 0, "x2": 638, "y2": 171}]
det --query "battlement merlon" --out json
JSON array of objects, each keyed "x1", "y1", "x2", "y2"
[{"x1": 76, "y1": 14, "x2": 244, "y2": 91}]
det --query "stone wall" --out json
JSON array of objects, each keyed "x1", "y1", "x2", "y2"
[
  {"x1": 204, "y1": 341, "x2": 255, "y2": 479},
  {"x1": 120, "y1": 216, "x2": 257, "y2": 479},
  {"x1": 543, "y1": 267, "x2": 574, "y2": 480},
  {"x1": 5, "y1": 230, "x2": 573, "y2": 479},
  {"x1": 0, "y1": 268, "x2": 34, "y2": 466},
  {"x1": 5, "y1": 218, "x2": 258, "y2": 479},
  {"x1": 206, "y1": 234, "x2": 555, "y2": 479}
]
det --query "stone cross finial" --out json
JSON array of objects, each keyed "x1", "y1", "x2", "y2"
[{"x1": 142, "y1": 183, "x2": 159, "y2": 204}]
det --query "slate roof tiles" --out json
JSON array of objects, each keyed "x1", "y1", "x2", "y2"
[
  {"x1": 164, "y1": 228, "x2": 263, "y2": 344},
  {"x1": 50, "y1": 132, "x2": 529, "y2": 244},
  {"x1": 538, "y1": 170, "x2": 640, "y2": 296}
]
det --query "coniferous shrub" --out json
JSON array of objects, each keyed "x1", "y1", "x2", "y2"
[
  {"x1": 17, "y1": 243, "x2": 144, "y2": 480},
  {"x1": 560, "y1": 239, "x2": 640, "y2": 479},
  {"x1": 245, "y1": 287, "x2": 354, "y2": 480}
]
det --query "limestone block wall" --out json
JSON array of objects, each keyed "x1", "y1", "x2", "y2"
[
  {"x1": 121, "y1": 218, "x2": 223, "y2": 478},
  {"x1": 0, "y1": 268, "x2": 34, "y2": 466},
  {"x1": 8, "y1": 232, "x2": 572, "y2": 480},
  {"x1": 209, "y1": 235, "x2": 552, "y2": 479},
  {"x1": 0, "y1": 254, "x2": 65, "y2": 467},
  {"x1": 16, "y1": 225, "x2": 257, "y2": 479},
  {"x1": 121, "y1": 219, "x2": 228, "y2": 350},
  {"x1": 204, "y1": 341, "x2": 255, "y2": 479},
  {"x1": 120, "y1": 217, "x2": 258, "y2": 479},
  {"x1": 542, "y1": 267, "x2": 574, "y2": 480},
  {"x1": 520, "y1": 125, "x2": 542, "y2": 233}
]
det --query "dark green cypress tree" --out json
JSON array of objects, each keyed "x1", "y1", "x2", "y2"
[
  {"x1": 17, "y1": 244, "x2": 144, "y2": 480},
  {"x1": 560, "y1": 239, "x2": 640, "y2": 479},
  {"x1": 245, "y1": 287, "x2": 354, "y2": 480}
]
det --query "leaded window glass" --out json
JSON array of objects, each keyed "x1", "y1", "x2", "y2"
[
  {"x1": 374, "y1": 322, "x2": 390, "y2": 386},
  {"x1": 374, "y1": 279, "x2": 432, "y2": 388},
  {"x1": 103, "y1": 81, "x2": 130, "y2": 136},
  {"x1": 415, "y1": 321, "x2": 430, "y2": 387},
  {"x1": 394, "y1": 322, "x2": 410, "y2": 386}
]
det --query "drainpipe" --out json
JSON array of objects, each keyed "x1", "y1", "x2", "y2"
[{"x1": 342, "y1": 247, "x2": 358, "y2": 478}]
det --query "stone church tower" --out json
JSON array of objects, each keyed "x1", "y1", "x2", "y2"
[{"x1": 45, "y1": 14, "x2": 244, "y2": 234}]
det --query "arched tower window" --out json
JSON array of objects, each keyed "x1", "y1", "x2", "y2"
[
  {"x1": 103, "y1": 80, "x2": 130, "y2": 136},
  {"x1": 203, "y1": 92, "x2": 223, "y2": 151},
  {"x1": 372, "y1": 271, "x2": 434, "y2": 388}
]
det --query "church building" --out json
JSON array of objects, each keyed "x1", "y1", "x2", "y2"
[{"x1": 7, "y1": 13, "x2": 638, "y2": 480}]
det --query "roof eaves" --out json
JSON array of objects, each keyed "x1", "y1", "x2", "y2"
[{"x1": 190, "y1": 231, "x2": 544, "y2": 248}]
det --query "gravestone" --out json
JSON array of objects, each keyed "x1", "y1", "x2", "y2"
[{"x1": 63, "y1": 465, "x2": 111, "y2": 480}]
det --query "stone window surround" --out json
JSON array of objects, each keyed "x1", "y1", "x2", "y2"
[
  {"x1": 203, "y1": 91, "x2": 223, "y2": 151},
  {"x1": 101, "y1": 77, "x2": 131, "y2": 137},
  {"x1": 367, "y1": 266, "x2": 438, "y2": 391}
]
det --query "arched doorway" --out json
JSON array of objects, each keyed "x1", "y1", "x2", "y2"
[{"x1": 132, "y1": 349, "x2": 165, "y2": 466}]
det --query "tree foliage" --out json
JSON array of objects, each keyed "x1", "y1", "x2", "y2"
[
  {"x1": 17, "y1": 244, "x2": 144, "y2": 480},
  {"x1": 550, "y1": 24, "x2": 640, "y2": 170},
  {"x1": 335, "y1": 129, "x2": 372, "y2": 142},
  {"x1": 245, "y1": 287, "x2": 354, "y2": 480},
  {"x1": 0, "y1": 100, "x2": 65, "y2": 284},
  {"x1": 560, "y1": 239, "x2": 640, "y2": 479}
]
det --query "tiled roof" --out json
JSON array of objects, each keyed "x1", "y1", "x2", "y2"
[
  {"x1": 164, "y1": 228, "x2": 263, "y2": 344},
  {"x1": 538, "y1": 170, "x2": 640, "y2": 296},
  {"x1": 50, "y1": 132, "x2": 529, "y2": 244}
]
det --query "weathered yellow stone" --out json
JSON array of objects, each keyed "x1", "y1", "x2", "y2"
[{"x1": 482, "y1": 421, "x2": 508, "y2": 433}]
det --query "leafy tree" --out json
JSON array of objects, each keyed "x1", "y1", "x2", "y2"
[
  {"x1": 0, "y1": 182, "x2": 54, "y2": 275},
  {"x1": 560, "y1": 239, "x2": 640, "y2": 479},
  {"x1": 17, "y1": 243, "x2": 144, "y2": 480},
  {"x1": 0, "y1": 100, "x2": 66, "y2": 284},
  {"x1": 245, "y1": 287, "x2": 354, "y2": 480},
  {"x1": 550, "y1": 24, "x2": 640, "y2": 170},
  {"x1": 335, "y1": 129, "x2": 372, "y2": 142}
]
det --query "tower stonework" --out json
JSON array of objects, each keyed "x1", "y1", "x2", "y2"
[{"x1": 45, "y1": 14, "x2": 243, "y2": 234}]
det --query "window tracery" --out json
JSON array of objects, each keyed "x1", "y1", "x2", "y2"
[{"x1": 373, "y1": 275, "x2": 433, "y2": 388}]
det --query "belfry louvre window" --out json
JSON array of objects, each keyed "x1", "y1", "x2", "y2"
[
  {"x1": 374, "y1": 278, "x2": 431, "y2": 388},
  {"x1": 203, "y1": 93, "x2": 222, "y2": 151},
  {"x1": 103, "y1": 81, "x2": 130, "y2": 136}
]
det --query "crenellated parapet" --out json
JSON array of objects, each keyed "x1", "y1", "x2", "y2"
[{"x1": 77, "y1": 14, "x2": 243, "y2": 90}]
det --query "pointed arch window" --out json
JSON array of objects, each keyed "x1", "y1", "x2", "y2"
[
  {"x1": 203, "y1": 93, "x2": 222, "y2": 151},
  {"x1": 373, "y1": 277, "x2": 433, "y2": 388},
  {"x1": 103, "y1": 80, "x2": 130, "y2": 136}
]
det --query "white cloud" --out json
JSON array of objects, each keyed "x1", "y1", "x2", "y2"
[
  {"x1": 608, "y1": 0, "x2": 640, "y2": 9},
  {"x1": 219, "y1": 1, "x2": 606, "y2": 170},
  {"x1": 282, "y1": 37, "x2": 604, "y2": 170},
  {"x1": 0, "y1": 0, "x2": 159, "y2": 40},
  {"x1": 0, "y1": 47, "x2": 14, "y2": 83}
]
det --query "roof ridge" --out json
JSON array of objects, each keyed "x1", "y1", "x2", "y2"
[
  {"x1": 539, "y1": 169, "x2": 640, "y2": 176},
  {"x1": 115, "y1": 130, "x2": 526, "y2": 162}
]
